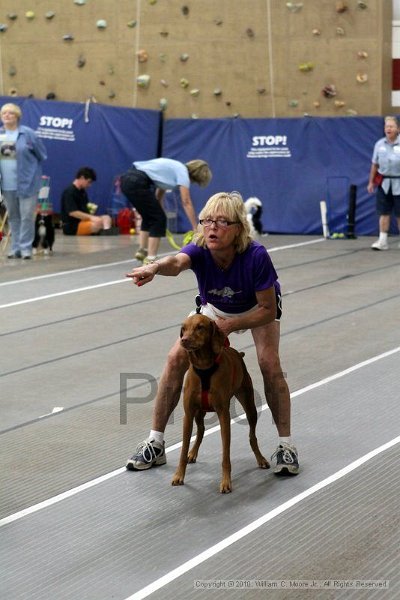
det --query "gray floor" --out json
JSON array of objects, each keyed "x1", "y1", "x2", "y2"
[{"x1": 1, "y1": 230, "x2": 400, "y2": 600}]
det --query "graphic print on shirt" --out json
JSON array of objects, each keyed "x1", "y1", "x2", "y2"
[
  {"x1": 0, "y1": 138, "x2": 16, "y2": 159},
  {"x1": 207, "y1": 286, "x2": 242, "y2": 299}
]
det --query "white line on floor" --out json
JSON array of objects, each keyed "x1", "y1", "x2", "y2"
[
  {"x1": 126, "y1": 434, "x2": 400, "y2": 600},
  {"x1": 0, "y1": 344, "x2": 398, "y2": 529}
]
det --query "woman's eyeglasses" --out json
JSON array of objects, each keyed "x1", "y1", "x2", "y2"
[{"x1": 199, "y1": 218, "x2": 240, "y2": 229}]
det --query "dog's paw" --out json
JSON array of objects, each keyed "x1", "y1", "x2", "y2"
[
  {"x1": 258, "y1": 457, "x2": 270, "y2": 469},
  {"x1": 187, "y1": 452, "x2": 197, "y2": 463},
  {"x1": 171, "y1": 474, "x2": 185, "y2": 486},
  {"x1": 219, "y1": 480, "x2": 232, "y2": 494}
]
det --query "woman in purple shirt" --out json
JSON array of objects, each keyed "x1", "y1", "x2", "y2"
[{"x1": 126, "y1": 191, "x2": 299, "y2": 476}]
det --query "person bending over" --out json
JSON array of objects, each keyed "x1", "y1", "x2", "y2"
[
  {"x1": 125, "y1": 191, "x2": 299, "y2": 476},
  {"x1": 120, "y1": 158, "x2": 212, "y2": 263},
  {"x1": 61, "y1": 167, "x2": 111, "y2": 236}
]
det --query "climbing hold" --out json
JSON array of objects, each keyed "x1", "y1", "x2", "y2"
[
  {"x1": 99, "y1": 81, "x2": 106, "y2": 86},
  {"x1": 180, "y1": 53, "x2": 189, "y2": 62},
  {"x1": 127, "y1": 20, "x2": 137, "y2": 28},
  {"x1": 246, "y1": 28, "x2": 255, "y2": 38},
  {"x1": 159, "y1": 98, "x2": 168, "y2": 110},
  {"x1": 46, "y1": 92, "x2": 57, "y2": 100},
  {"x1": 180, "y1": 78, "x2": 189, "y2": 88},
  {"x1": 74, "y1": 0, "x2": 87, "y2": 5},
  {"x1": 0, "y1": 24, "x2": 8, "y2": 32},
  {"x1": 191, "y1": 114, "x2": 199, "y2": 119},
  {"x1": 77, "y1": 56, "x2": 86, "y2": 68},
  {"x1": 190, "y1": 89, "x2": 200, "y2": 97},
  {"x1": 257, "y1": 88, "x2": 266, "y2": 95},
  {"x1": 346, "y1": 108, "x2": 358, "y2": 115},
  {"x1": 137, "y1": 74, "x2": 151, "y2": 88},
  {"x1": 312, "y1": 28, "x2": 321, "y2": 36},
  {"x1": 25, "y1": 11, "x2": 35, "y2": 20},
  {"x1": 322, "y1": 84, "x2": 337, "y2": 98},
  {"x1": 63, "y1": 34, "x2": 74, "y2": 41},
  {"x1": 213, "y1": 88, "x2": 222, "y2": 96},
  {"x1": 181, "y1": 6, "x2": 189, "y2": 16},
  {"x1": 357, "y1": 0, "x2": 367, "y2": 8},
  {"x1": 286, "y1": 2, "x2": 303, "y2": 13},
  {"x1": 96, "y1": 20, "x2": 107, "y2": 29},
  {"x1": 137, "y1": 49, "x2": 148, "y2": 63},
  {"x1": 357, "y1": 50, "x2": 368, "y2": 59},
  {"x1": 7, "y1": 13, "x2": 18, "y2": 21},
  {"x1": 288, "y1": 99, "x2": 299, "y2": 107},
  {"x1": 356, "y1": 73, "x2": 368, "y2": 83},
  {"x1": 9, "y1": 88, "x2": 18, "y2": 96},
  {"x1": 149, "y1": 0, "x2": 157, "y2": 5},
  {"x1": 336, "y1": 1, "x2": 348, "y2": 13},
  {"x1": 8, "y1": 66, "x2": 17, "y2": 77},
  {"x1": 214, "y1": 18, "x2": 223, "y2": 26},
  {"x1": 159, "y1": 29, "x2": 169, "y2": 37},
  {"x1": 334, "y1": 100, "x2": 346, "y2": 108},
  {"x1": 225, "y1": 101, "x2": 231, "y2": 107},
  {"x1": 298, "y1": 62, "x2": 314, "y2": 72},
  {"x1": 45, "y1": 11, "x2": 55, "y2": 19},
  {"x1": 159, "y1": 53, "x2": 167, "y2": 62},
  {"x1": 336, "y1": 27, "x2": 345, "y2": 36},
  {"x1": 108, "y1": 90, "x2": 116, "y2": 99},
  {"x1": 313, "y1": 101, "x2": 320, "y2": 108},
  {"x1": 160, "y1": 79, "x2": 169, "y2": 87}
]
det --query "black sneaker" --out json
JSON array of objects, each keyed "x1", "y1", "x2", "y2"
[
  {"x1": 271, "y1": 443, "x2": 299, "y2": 476},
  {"x1": 126, "y1": 438, "x2": 166, "y2": 471}
]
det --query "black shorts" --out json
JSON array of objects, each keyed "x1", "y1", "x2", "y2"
[
  {"x1": 120, "y1": 167, "x2": 167, "y2": 237},
  {"x1": 376, "y1": 185, "x2": 400, "y2": 217}
]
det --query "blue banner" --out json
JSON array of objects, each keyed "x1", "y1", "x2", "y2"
[
  {"x1": 162, "y1": 116, "x2": 386, "y2": 235},
  {"x1": 0, "y1": 96, "x2": 161, "y2": 214}
]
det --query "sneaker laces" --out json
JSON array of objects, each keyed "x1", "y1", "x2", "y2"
[
  {"x1": 271, "y1": 443, "x2": 297, "y2": 464},
  {"x1": 135, "y1": 439, "x2": 160, "y2": 464}
]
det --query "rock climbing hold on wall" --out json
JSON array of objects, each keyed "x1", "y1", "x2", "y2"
[
  {"x1": 334, "y1": 100, "x2": 346, "y2": 107},
  {"x1": 159, "y1": 53, "x2": 167, "y2": 62},
  {"x1": 159, "y1": 98, "x2": 168, "y2": 110},
  {"x1": 346, "y1": 108, "x2": 358, "y2": 115},
  {"x1": 246, "y1": 28, "x2": 255, "y2": 38},
  {"x1": 63, "y1": 34, "x2": 74, "y2": 41},
  {"x1": 74, "y1": 0, "x2": 87, "y2": 5},
  {"x1": 149, "y1": 0, "x2": 158, "y2": 5},
  {"x1": 298, "y1": 62, "x2": 314, "y2": 72},
  {"x1": 356, "y1": 73, "x2": 368, "y2": 83},
  {"x1": 213, "y1": 88, "x2": 222, "y2": 96},
  {"x1": 137, "y1": 49, "x2": 149, "y2": 63},
  {"x1": 190, "y1": 89, "x2": 200, "y2": 97},
  {"x1": 336, "y1": 1, "x2": 348, "y2": 13},
  {"x1": 180, "y1": 53, "x2": 189, "y2": 62},
  {"x1": 288, "y1": 99, "x2": 299, "y2": 107},
  {"x1": 8, "y1": 66, "x2": 17, "y2": 76},
  {"x1": 108, "y1": 90, "x2": 116, "y2": 99},
  {"x1": 160, "y1": 79, "x2": 169, "y2": 87},
  {"x1": 181, "y1": 6, "x2": 189, "y2": 16},
  {"x1": 214, "y1": 19, "x2": 223, "y2": 26},
  {"x1": 257, "y1": 88, "x2": 266, "y2": 95},
  {"x1": 99, "y1": 81, "x2": 106, "y2": 86},
  {"x1": 9, "y1": 88, "x2": 18, "y2": 96},
  {"x1": 137, "y1": 74, "x2": 151, "y2": 88},
  {"x1": 45, "y1": 11, "x2": 55, "y2": 19},
  {"x1": 127, "y1": 20, "x2": 137, "y2": 28},
  {"x1": 77, "y1": 56, "x2": 86, "y2": 68},
  {"x1": 25, "y1": 11, "x2": 35, "y2": 20},
  {"x1": 357, "y1": 1, "x2": 367, "y2": 8},
  {"x1": 159, "y1": 29, "x2": 169, "y2": 37},
  {"x1": 313, "y1": 101, "x2": 320, "y2": 108},
  {"x1": 180, "y1": 78, "x2": 189, "y2": 88},
  {"x1": 46, "y1": 93, "x2": 57, "y2": 100},
  {"x1": 0, "y1": 24, "x2": 8, "y2": 32},
  {"x1": 96, "y1": 20, "x2": 107, "y2": 29},
  {"x1": 7, "y1": 13, "x2": 18, "y2": 20},
  {"x1": 322, "y1": 84, "x2": 337, "y2": 98},
  {"x1": 336, "y1": 27, "x2": 345, "y2": 36},
  {"x1": 357, "y1": 50, "x2": 368, "y2": 59},
  {"x1": 312, "y1": 28, "x2": 321, "y2": 36},
  {"x1": 286, "y1": 2, "x2": 303, "y2": 13}
]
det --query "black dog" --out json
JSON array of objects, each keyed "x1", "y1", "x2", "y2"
[{"x1": 33, "y1": 214, "x2": 55, "y2": 254}]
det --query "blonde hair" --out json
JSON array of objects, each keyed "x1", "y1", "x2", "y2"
[
  {"x1": 384, "y1": 115, "x2": 399, "y2": 127},
  {"x1": 194, "y1": 191, "x2": 252, "y2": 253},
  {"x1": 186, "y1": 160, "x2": 212, "y2": 187},
  {"x1": 1, "y1": 103, "x2": 22, "y2": 121}
]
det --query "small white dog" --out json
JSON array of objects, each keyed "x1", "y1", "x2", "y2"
[{"x1": 244, "y1": 197, "x2": 264, "y2": 238}]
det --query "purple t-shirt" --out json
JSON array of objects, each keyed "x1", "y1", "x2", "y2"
[{"x1": 180, "y1": 240, "x2": 280, "y2": 314}]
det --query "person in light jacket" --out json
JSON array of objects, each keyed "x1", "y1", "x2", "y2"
[{"x1": 0, "y1": 102, "x2": 47, "y2": 259}]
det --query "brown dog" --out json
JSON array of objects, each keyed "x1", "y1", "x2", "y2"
[{"x1": 171, "y1": 313, "x2": 269, "y2": 493}]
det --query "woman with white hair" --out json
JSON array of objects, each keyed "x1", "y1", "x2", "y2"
[{"x1": 0, "y1": 102, "x2": 47, "y2": 259}]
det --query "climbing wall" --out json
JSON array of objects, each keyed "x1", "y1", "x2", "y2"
[{"x1": 0, "y1": 0, "x2": 392, "y2": 118}]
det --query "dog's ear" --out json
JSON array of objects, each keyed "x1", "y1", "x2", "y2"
[
  {"x1": 211, "y1": 321, "x2": 226, "y2": 355},
  {"x1": 180, "y1": 324, "x2": 184, "y2": 338}
]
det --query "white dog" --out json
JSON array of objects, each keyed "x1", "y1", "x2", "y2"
[{"x1": 244, "y1": 197, "x2": 264, "y2": 238}]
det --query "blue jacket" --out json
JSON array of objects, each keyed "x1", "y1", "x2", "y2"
[{"x1": 0, "y1": 124, "x2": 47, "y2": 198}]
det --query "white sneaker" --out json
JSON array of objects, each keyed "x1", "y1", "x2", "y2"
[{"x1": 371, "y1": 239, "x2": 388, "y2": 251}]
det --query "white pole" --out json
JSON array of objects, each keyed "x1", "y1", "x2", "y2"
[{"x1": 320, "y1": 200, "x2": 330, "y2": 238}]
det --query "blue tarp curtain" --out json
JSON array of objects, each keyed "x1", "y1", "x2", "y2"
[{"x1": 0, "y1": 96, "x2": 389, "y2": 235}]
